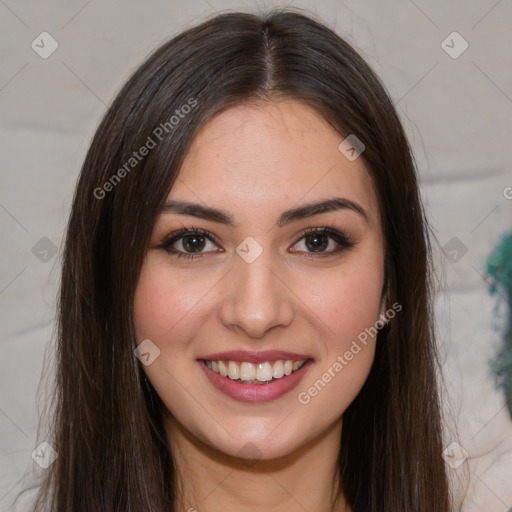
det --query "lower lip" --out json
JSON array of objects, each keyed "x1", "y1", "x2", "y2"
[{"x1": 198, "y1": 359, "x2": 314, "y2": 403}]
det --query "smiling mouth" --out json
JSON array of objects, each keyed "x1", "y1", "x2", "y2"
[{"x1": 201, "y1": 358, "x2": 309, "y2": 385}]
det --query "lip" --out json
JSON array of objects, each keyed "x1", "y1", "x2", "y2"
[
  {"x1": 197, "y1": 350, "x2": 313, "y2": 365},
  {"x1": 198, "y1": 358, "x2": 314, "y2": 403}
]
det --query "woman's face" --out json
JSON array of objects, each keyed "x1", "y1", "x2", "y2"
[{"x1": 134, "y1": 100, "x2": 386, "y2": 460}]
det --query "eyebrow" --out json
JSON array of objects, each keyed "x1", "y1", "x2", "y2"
[{"x1": 161, "y1": 197, "x2": 368, "y2": 227}]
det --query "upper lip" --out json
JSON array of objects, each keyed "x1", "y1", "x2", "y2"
[{"x1": 197, "y1": 350, "x2": 313, "y2": 364}]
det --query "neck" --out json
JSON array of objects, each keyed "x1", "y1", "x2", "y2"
[{"x1": 163, "y1": 412, "x2": 350, "y2": 512}]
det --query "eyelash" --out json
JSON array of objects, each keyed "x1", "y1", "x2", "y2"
[{"x1": 155, "y1": 226, "x2": 357, "y2": 261}]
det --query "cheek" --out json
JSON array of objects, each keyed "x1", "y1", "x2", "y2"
[
  {"x1": 307, "y1": 274, "x2": 379, "y2": 337},
  {"x1": 301, "y1": 257, "x2": 384, "y2": 349},
  {"x1": 293, "y1": 253, "x2": 384, "y2": 408},
  {"x1": 133, "y1": 258, "x2": 213, "y2": 343}
]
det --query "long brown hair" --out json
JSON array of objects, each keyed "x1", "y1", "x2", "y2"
[{"x1": 20, "y1": 8, "x2": 453, "y2": 511}]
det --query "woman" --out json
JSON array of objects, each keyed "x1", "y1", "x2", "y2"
[{"x1": 26, "y1": 8, "x2": 454, "y2": 511}]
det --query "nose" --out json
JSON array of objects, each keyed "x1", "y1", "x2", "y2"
[{"x1": 218, "y1": 250, "x2": 295, "y2": 339}]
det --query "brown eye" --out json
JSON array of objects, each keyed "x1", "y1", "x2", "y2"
[
  {"x1": 291, "y1": 227, "x2": 356, "y2": 256},
  {"x1": 181, "y1": 233, "x2": 207, "y2": 253},
  {"x1": 304, "y1": 232, "x2": 329, "y2": 252},
  {"x1": 156, "y1": 228, "x2": 221, "y2": 260}
]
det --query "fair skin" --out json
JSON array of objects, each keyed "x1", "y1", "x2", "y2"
[{"x1": 134, "y1": 100, "x2": 386, "y2": 512}]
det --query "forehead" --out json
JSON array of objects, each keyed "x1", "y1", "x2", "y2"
[{"x1": 168, "y1": 100, "x2": 379, "y2": 228}]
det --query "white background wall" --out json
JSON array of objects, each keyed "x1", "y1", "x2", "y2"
[{"x1": 1, "y1": 1, "x2": 511, "y2": 510}]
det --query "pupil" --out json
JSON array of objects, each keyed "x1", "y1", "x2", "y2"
[
  {"x1": 183, "y1": 235, "x2": 205, "y2": 252},
  {"x1": 306, "y1": 234, "x2": 327, "y2": 252}
]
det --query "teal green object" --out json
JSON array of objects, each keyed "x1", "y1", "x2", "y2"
[{"x1": 486, "y1": 232, "x2": 512, "y2": 419}]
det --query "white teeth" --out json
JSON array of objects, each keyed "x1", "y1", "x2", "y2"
[
  {"x1": 272, "y1": 360, "x2": 285, "y2": 379},
  {"x1": 256, "y1": 362, "x2": 273, "y2": 382},
  {"x1": 218, "y1": 360, "x2": 228, "y2": 377},
  {"x1": 240, "y1": 362, "x2": 256, "y2": 380},
  {"x1": 228, "y1": 361, "x2": 240, "y2": 380},
  {"x1": 205, "y1": 358, "x2": 307, "y2": 382}
]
